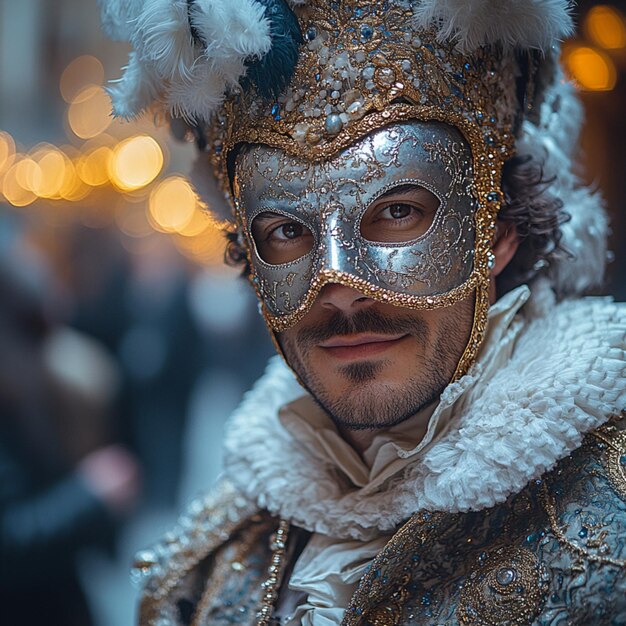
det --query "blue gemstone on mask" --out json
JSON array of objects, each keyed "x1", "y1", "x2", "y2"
[
  {"x1": 325, "y1": 113, "x2": 343, "y2": 135},
  {"x1": 360, "y1": 24, "x2": 373, "y2": 40}
]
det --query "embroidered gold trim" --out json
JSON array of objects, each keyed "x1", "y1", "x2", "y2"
[{"x1": 457, "y1": 546, "x2": 547, "y2": 626}]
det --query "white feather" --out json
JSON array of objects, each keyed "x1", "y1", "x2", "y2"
[
  {"x1": 97, "y1": 0, "x2": 144, "y2": 41},
  {"x1": 190, "y1": 154, "x2": 235, "y2": 224},
  {"x1": 189, "y1": 0, "x2": 272, "y2": 61},
  {"x1": 166, "y1": 58, "x2": 240, "y2": 123},
  {"x1": 107, "y1": 51, "x2": 161, "y2": 119},
  {"x1": 413, "y1": 0, "x2": 574, "y2": 52},
  {"x1": 134, "y1": 0, "x2": 198, "y2": 80},
  {"x1": 103, "y1": 0, "x2": 272, "y2": 120}
]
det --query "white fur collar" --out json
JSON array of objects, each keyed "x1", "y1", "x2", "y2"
[{"x1": 223, "y1": 291, "x2": 626, "y2": 541}]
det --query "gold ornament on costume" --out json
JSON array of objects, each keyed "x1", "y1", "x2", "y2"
[{"x1": 457, "y1": 546, "x2": 548, "y2": 625}]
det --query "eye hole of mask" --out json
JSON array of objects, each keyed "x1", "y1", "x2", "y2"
[
  {"x1": 251, "y1": 212, "x2": 315, "y2": 265},
  {"x1": 360, "y1": 184, "x2": 440, "y2": 244}
]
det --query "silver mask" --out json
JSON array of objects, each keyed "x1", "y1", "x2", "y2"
[{"x1": 234, "y1": 121, "x2": 477, "y2": 330}]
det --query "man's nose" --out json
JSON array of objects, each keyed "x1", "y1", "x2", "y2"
[{"x1": 319, "y1": 283, "x2": 376, "y2": 314}]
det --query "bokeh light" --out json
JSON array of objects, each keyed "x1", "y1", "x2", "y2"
[
  {"x1": 564, "y1": 45, "x2": 617, "y2": 91},
  {"x1": 0, "y1": 131, "x2": 16, "y2": 174},
  {"x1": 29, "y1": 144, "x2": 67, "y2": 198},
  {"x1": 148, "y1": 176, "x2": 198, "y2": 232},
  {"x1": 109, "y1": 136, "x2": 164, "y2": 191},
  {"x1": 67, "y1": 85, "x2": 113, "y2": 139},
  {"x1": 60, "y1": 55, "x2": 105, "y2": 102},
  {"x1": 77, "y1": 146, "x2": 113, "y2": 186},
  {"x1": 173, "y1": 228, "x2": 226, "y2": 266},
  {"x1": 15, "y1": 157, "x2": 43, "y2": 193},
  {"x1": 585, "y1": 5, "x2": 626, "y2": 50},
  {"x1": 2, "y1": 158, "x2": 37, "y2": 206}
]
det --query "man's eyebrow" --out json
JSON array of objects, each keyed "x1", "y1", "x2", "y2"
[
  {"x1": 254, "y1": 211, "x2": 285, "y2": 223},
  {"x1": 377, "y1": 183, "x2": 423, "y2": 198}
]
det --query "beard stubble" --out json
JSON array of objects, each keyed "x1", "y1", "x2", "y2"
[{"x1": 279, "y1": 306, "x2": 470, "y2": 431}]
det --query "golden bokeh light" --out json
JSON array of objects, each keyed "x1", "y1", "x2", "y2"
[
  {"x1": 59, "y1": 158, "x2": 90, "y2": 201},
  {"x1": 67, "y1": 85, "x2": 112, "y2": 139},
  {"x1": 177, "y1": 207, "x2": 213, "y2": 237},
  {"x1": 60, "y1": 55, "x2": 105, "y2": 103},
  {"x1": 564, "y1": 45, "x2": 616, "y2": 91},
  {"x1": 77, "y1": 146, "x2": 113, "y2": 186},
  {"x1": 148, "y1": 176, "x2": 198, "y2": 232},
  {"x1": 29, "y1": 145, "x2": 67, "y2": 198},
  {"x1": 2, "y1": 159, "x2": 37, "y2": 206},
  {"x1": 585, "y1": 5, "x2": 626, "y2": 50},
  {"x1": 173, "y1": 227, "x2": 226, "y2": 266},
  {"x1": 15, "y1": 158, "x2": 43, "y2": 193},
  {"x1": 0, "y1": 131, "x2": 16, "y2": 174},
  {"x1": 110, "y1": 135, "x2": 164, "y2": 191}
]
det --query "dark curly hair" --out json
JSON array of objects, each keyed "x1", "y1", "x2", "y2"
[
  {"x1": 225, "y1": 152, "x2": 570, "y2": 296},
  {"x1": 496, "y1": 153, "x2": 570, "y2": 295}
]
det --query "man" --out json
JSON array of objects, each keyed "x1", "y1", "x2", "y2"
[{"x1": 101, "y1": 0, "x2": 626, "y2": 623}]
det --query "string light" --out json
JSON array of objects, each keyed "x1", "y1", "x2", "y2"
[
  {"x1": 110, "y1": 135, "x2": 164, "y2": 191},
  {"x1": 585, "y1": 5, "x2": 626, "y2": 50},
  {"x1": 0, "y1": 55, "x2": 226, "y2": 266},
  {"x1": 148, "y1": 176, "x2": 198, "y2": 233},
  {"x1": 60, "y1": 55, "x2": 105, "y2": 102},
  {"x1": 29, "y1": 144, "x2": 67, "y2": 198},
  {"x1": 2, "y1": 159, "x2": 37, "y2": 206},
  {"x1": 0, "y1": 131, "x2": 16, "y2": 175},
  {"x1": 67, "y1": 85, "x2": 113, "y2": 139},
  {"x1": 77, "y1": 145, "x2": 113, "y2": 187},
  {"x1": 563, "y1": 45, "x2": 617, "y2": 91}
]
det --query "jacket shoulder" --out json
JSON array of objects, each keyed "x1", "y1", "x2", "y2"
[
  {"x1": 538, "y1": 413, "x2": 626, "y2": 622},
  {"x1": 545, "y1": 413, "x2": 626, "y2": 562},
  {"x1": 135, "y1": 478, "x2": 259, "y2": 626}
]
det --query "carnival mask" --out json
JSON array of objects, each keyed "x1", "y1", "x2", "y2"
[{"x1": 234, "y1": 121, "x2": 477, "y2": 331}]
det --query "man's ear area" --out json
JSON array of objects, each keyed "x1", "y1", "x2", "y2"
[{"x1": 491, "y1": 221, "x2": 520, "y2": 278}]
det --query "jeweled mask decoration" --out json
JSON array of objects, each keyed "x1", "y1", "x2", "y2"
[
  {"x1": 219, "y1": 0, "x2": 520, "y2": 377},
  {"x1": 235, "y1": 121, "x2": 476, "y2": 327}
]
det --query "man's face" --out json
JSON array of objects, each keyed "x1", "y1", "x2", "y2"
[
  {"x1": 234, "y1": 121, "x2": 478, "y2": 429},
  {"x1": 277, "y1": 286, "x2": 474, "y2": 430}
]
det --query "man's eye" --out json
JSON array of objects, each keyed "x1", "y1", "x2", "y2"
[
  {"x1": 272, "y1": 222, "x2": 304, "y2": 240},
  {"x1": 251, "y1": 212, "x2": 314, "y2": 264},
  {"x1": 361, "y1": 188, "x2": 439, "y2": 243},
  {"x1": 383, "y1": 203, "x2": 416, "y2": 220}
]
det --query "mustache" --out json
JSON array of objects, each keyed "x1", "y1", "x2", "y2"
[{"x1": 296, "y1": 309, "x2": 428, "y2": 347}]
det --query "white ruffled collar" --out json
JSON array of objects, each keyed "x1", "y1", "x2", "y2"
[{"x1": 223, "y1": 286, "x2": 626, "y2": 540}]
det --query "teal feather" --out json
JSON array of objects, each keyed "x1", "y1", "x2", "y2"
[{"x1": 244, "y1": 0, "x2": 303, "y2": 99}]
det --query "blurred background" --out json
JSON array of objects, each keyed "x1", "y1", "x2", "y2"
[{"x1": 0, "y1": 1, "x2": 624, "y2": 625}]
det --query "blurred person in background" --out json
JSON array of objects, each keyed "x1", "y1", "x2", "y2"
[{"x1": 0, "y1": 230, "x2": 141, "y2": 626}]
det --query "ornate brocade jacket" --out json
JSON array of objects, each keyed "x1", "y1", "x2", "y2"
[
  {"x1": 136, "y1": 416, "x2": 626, "y2": 625},
  {"x1": 135, "y1": 292, "x2": 626, "y2": 625}
]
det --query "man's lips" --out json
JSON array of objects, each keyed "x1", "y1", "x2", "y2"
[{"x1": 318, "y1": 333, "x2": 409, "y2": 359}]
